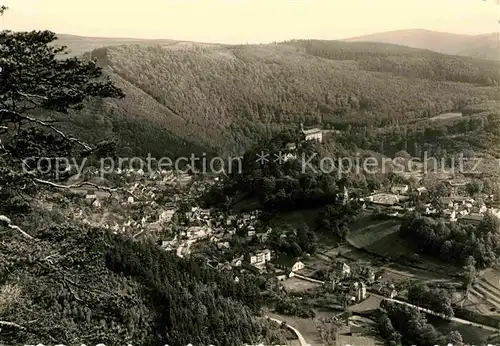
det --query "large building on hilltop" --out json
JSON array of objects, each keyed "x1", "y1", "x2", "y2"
[{"x1": 300, "y1": 123, "x2": 323, "y2": 142}]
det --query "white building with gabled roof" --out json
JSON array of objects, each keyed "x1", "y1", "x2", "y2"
[{"x1": 300, "y1": 123, "x2": 323, "y2": 142}]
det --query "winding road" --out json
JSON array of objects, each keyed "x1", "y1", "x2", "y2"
[{"x1": 266, "y1": 316, "x2": 309, "y2": 346}]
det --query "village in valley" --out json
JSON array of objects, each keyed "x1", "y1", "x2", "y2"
[{"x1": 43, "y1": 124, "x2": 500, "y2": 346}]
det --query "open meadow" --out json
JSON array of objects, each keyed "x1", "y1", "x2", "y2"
[
  {"x1": 347, "y1": 216, "x2": 411, "y2": 258},
  {"x1": 281, "y1": 277, "x2": 323, "y2": 292}
]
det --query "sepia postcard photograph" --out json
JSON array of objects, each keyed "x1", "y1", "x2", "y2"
[{"x1": 0, "y1": 1, "x2": 500, "y2": 345}]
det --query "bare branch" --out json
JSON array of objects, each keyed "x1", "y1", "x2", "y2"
[
  {"x1": 63, "y1": 279, "x2": 82, "y2": 302},
  {"x1": 0, "y1": 109, "x2": 93, "y2": 152},
  {"x1": 17, "y1": 92, "x2": 48, "y2": 101}
]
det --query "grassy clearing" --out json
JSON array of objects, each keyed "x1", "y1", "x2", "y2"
[
  {"x1": 281, "y1": 277, "x2": 322, "y2": 292},
  {"x1": 347, "y1": 215, "x2": 421, "y2": 259},
  {"x1": 349, "y1": 295, "x2": 383, "y2": 314},
  {"x1": 337, "y1": 334, "x2": 381, "y2": 346},
  {"x1": 347, "y1": 219, "x2": 401, "y2": 249},
  {"x1": 364, "y1": 228, "x2": 415, "y2": 258},
  {"x1": 0, "y1": 283, "x2": 21, "y2": 316},
  {"x1": 430, "y1": 112, "x2": 463, "y2": 121}
]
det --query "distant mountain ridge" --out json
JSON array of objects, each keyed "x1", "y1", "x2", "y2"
[
  {"x1": 344, "y1": 29, "x2": 499, "y2": 61},
  {"x1": 56, "y1": 30, "x2": 499, "y2": 61},
  {"x1": 55, "y1": 33, "x2": 219, "y2": 57}
]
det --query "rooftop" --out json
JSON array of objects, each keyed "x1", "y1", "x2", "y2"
[
  {"x1": 302, "y1": 128, "x2": 322, "y2": 135},
  {"x1": 460, "y1": 213, "x2": 483, "y2": 221}
]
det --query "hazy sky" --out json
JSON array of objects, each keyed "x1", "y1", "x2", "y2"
[{"x1": 3, "y1": 0, "x2": 499, "y2": 43}]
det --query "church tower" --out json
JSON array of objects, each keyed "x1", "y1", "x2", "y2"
[{"x1": 343, "y1": 186, "x2": 349, "y2": 205}]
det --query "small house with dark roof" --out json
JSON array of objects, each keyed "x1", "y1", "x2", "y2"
[
  {"x1": 274, "y1": 255, "x2": 304, "y2": 272},
  {"x1": 459, "y1": 213, "x2": 484, "y2": 225}
]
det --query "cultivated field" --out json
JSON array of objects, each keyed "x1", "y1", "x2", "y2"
[
  {"x1": 349, "y1": 295, "x2": 383, "y2": 313},
  {"x1": 469, "y1": 268, "x2": 500, "y2": 313},
  {"x1": 346, "y1": 217, "x2": 412, "y2": 258},
  {"x1": 347, "y1": 217, "x2": 400, "y2": 248}
]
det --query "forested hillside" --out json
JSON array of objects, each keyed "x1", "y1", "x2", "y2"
[
  {"x1": 0, "y1": 222, "x2": 285, "y2": 345},
  {"x1": 285, "y1": 39, "x2": 500, "y2": 85},
  {"x1": 333, "y1": 101, "x2": 500, "y2": 159},
  {"x1": 54, "y1": 39, "x2": 500, "y2": 156}
]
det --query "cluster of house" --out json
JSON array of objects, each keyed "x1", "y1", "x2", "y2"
[
  {"x1": 73, "y1": 199, "x2": 178, "y2": 235},
  {"x1": 186, "y1": 206, "x2": 211, "y2": 224},
  {"x1": 206, "y1": 245, "x2": 307, "y2": 284},
  {"x1": 373, "y1": 282, "x2": 398, "y2": 299},
  {"x1": 273, "y1": 124, "x2": 324, "y2": 163},
  {"x1": 63, "y1": 167, "x2": 208, "y2": 237},
  {"x1": 99, "y1": 166, "x2": 193, "y2": 185},
  {"x1": 360, "y1": 178, "x2": 499, "y2": 225},
  {"x1": 203, "y1": 246, "x2": 306, "y2": 282},
  {"x1": 220, "y1": 247, "x2": 303, "y2": 276},
  {"x1": 425, "y1": 196, "x2": 500, "y2": 225},
  {"x1": 162, "y1": 208, "x2": 270, "y2": 257},
  {"x1": 245, "y1": 249, "x2": 306, "y2": 281},
  {"x1": 327, "y1": 264, "x2": 399, "y2": 304},
  {"x1": 225, "y1": 210, "x2": 268, "y2": 238},
  {"x1": 329, "y1": 263, "x2": 372, "y2": 305}
]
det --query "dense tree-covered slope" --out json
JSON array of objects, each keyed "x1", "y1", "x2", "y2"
[
  {"x1": 0, "y1": 222, "x2": 285, "y2": 346},
  {"x1": 344, "y1": 29, "x2": 499, "y2": 61},
  {"x1": 55, "y1": 39, "x2": 500, "y2": 156}
]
